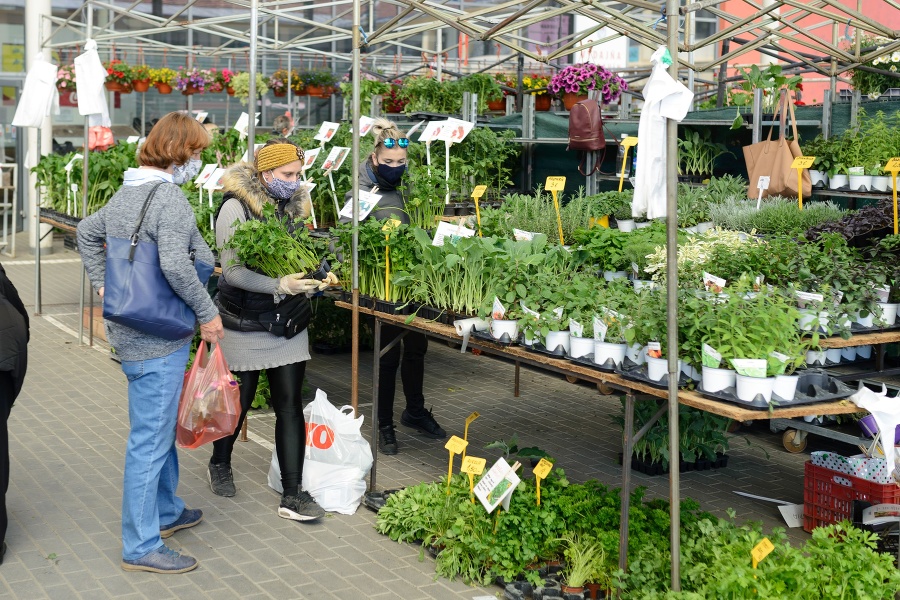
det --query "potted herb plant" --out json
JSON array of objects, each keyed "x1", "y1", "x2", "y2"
[
  {"x1": 559, "y1": 534, "x2": 606, "y2": 595},
  {"x1": 677, "y1": 129, "x2": 731, "y2": 181}
]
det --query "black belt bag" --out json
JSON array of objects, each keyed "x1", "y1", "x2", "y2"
[{"x1": 215, "y1": 294, "x2": 311, "y2": 339}]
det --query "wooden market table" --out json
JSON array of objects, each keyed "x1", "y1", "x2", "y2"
[{"x1": 337, "y1": 301, "x2": 889, "y2": 574}]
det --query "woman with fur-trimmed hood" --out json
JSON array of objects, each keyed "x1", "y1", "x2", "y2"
[{"x1": 209, "y1": 138, "x2": 335, "y2": 522}]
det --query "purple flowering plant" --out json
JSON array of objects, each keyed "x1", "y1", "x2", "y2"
[
  {"x1": 547, "y1": 63, "x2": 627, "y2": 104},
  {"x1": 175, "y1": 67, "x2": 215, "y2": 92}
]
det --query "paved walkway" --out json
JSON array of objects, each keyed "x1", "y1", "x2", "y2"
[{"x1": 0, "y1": 234, "x2": 862, "y2": 599}]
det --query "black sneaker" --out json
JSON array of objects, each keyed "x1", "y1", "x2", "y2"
[
  {"x1": 208, "y1": 461, "x2": 236, "y2": 497},
  {"x1": 401, "y1": 408, "x2": 446, "y2": 439},
  {"x1": 278, "y1": 489, "x2": 325, "y2": 522},
  {"x1": 379, "y1": 424, "x2": 398, "y2": 455}
]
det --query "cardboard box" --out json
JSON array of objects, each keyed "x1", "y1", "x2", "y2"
[{"x1": 82, "y1": 307, "x2": 107, "y2": 342}]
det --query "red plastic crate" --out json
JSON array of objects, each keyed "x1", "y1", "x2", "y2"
[{"x1": 803, "y1": 461, "x2": 900, "y2": 532}]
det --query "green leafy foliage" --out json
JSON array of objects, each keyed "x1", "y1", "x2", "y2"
[{"x1": 223, "y1": 203, "x2": 322, "y2": 278}]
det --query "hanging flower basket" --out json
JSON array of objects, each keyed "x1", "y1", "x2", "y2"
[
  {"x1": 226, "y1": 86, "x2": 235, "y2": 96},
  {"x1": 132, "y1": 79, "x2": 150, "y2": 93},
  {"x1": 535, "y1": 94, "x2": 552, "y2": 111},
  {"x1": 306, "y1": 85, "x2": 325, "y2": 97},
  {"x1": 181, "y1": 84, "x2": 199, "y2": 96},
  {"x1": 487, "y1": 99, "x2": 506, "y2": 111},
  {"x1": 562, "y1": 93, "x2": 587, "y2": 110},
  {"x1": 156, "y1": 82, "x2": 173, "y2": 94},
  {"x1": 104, "y1": 81, "x2": 131, "y2": 94},
  {"x1": 273, "y1": 89, "x2": 287, "y2": 98}
]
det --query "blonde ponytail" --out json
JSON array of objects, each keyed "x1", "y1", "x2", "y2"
[{"x1": 371, "y1": 117, "x2": 406, "y2": 147}]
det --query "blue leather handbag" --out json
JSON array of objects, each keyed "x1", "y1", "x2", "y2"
[{"x1": 103, "y1": 182, "x2": 213, "y2": 340}]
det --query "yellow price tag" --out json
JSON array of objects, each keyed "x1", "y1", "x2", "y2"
[
  {"x1": 381, "y1": 218, "x2": 402, "y2": 232},
  {"x1": 791, "y1": 156, "x2": 816, "y2": 170},
  {"x1": 462, "y1": 412, "x2": 480, "y2": 459},
  {"x1": 885, "y1": 157, "x2": 900, "y2": 172},
  {"x1": 460, "y1": 456, "x2": 486, "y2": 475},
  {"x1": 622, "y1": 136, "x2": 638, "y2": 148},
  {"x1": 445, "y1": 435, "x2": 468, "y2": 455},
  {"x1": 751, "y1": 537, "x2": 774, "y2": 567},
  {"x1": 544, "y1": 176, "x2": 566, "y2": 192},
  {"x1": 471, "y1": 185, "x2": 487, "y2": 199},
  {"x1": 460, "y1": 455, "x2": 486, "y2": 503},
  {"x1": 532, "y1": 458, "x2": 553, "y2": 479}
]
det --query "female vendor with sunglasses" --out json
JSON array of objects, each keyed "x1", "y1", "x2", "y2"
[{"x1": 348, "y1": 118, "x2": 446, "y2": 456}]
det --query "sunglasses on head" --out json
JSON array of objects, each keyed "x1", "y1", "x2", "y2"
[{"x1": 380, "y1": 137, "x2": 409, "y2": 149}]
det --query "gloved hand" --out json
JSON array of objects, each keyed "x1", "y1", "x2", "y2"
[
  {"x1": 277, "y1": 273, "x2": 322, "y2": 295},
  {"x1": 322, "y1": 272, "x2": 340, "y2": 287}
]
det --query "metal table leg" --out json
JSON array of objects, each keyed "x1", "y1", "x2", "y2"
[
  {"x1": 369, "y1": 317, "x2": 407, "y2": 491},
  {"x1": 618, "y1": 392, "x2": 635, "y2": 574}
]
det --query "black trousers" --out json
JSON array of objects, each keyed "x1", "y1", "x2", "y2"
[
  {"x1": 0, "y1": 372, "x2": 13, "y2": 546},
  {"x1": 378, "y1": 325, "x2": 427, "y2": 427},
  {"x1": 210, "y1": 361, "x2": 307, "y2": 494}
]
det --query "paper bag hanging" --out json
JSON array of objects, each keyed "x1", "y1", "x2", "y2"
[{"x1": 743, "y1": 90, "x2": 811, "y2": 200}]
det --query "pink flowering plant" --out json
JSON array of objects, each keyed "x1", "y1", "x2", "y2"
[
  {"x1": 174, "y1": 67, "x2": 215, "y2": 93},
  {"x1": 548, "y1": 63, "x2": 627, "y2": 103},
  {"x1": 57, "y1": 64, "x2": 76, "y2": 89}
]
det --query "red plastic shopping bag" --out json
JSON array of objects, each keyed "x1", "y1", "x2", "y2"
[{"x1": 176, "y1": 342, "x2": 241, "y2": 449}]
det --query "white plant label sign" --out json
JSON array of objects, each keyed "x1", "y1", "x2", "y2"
[
  {"x1": 437, "y1": 118, "x2": 474, "y2": 144},
  {"x1": 240, "y1": 143, "x2": 265, "y2": 164},
  {"x1": 756, "y1": 176, "x2": 770, "y2": 191},
  {"x1": 338, "y1": 189, "x2": 381, "y2": 221},
  {"x1": 321, "y1": 146, "x2": 350, "y2": 172},
  {"x1": 313, "y1": 121, "x2": 340, "y2": 143},
  {"x1": 520, "y1": 302, "x2": 540, "y2": 318},
  {"x1": 492, "y1": 297, "x2": 506, "y2": 320},
  {"x1": 593, "y1": 315, "x2": 608, "y2": 342},
  {"x1": 202, "y1": 167, "x2": 226, "y2": 191},
  {"x1": 356, "y1": 116, "x2": 374, "y2": 136},
  {"x1": 418, "y1": 120, "x2": 448, "y2": 143},
  {"x1": 569, "y1": 318, "x2": 584, "y2": 338},
  {"x1": 195, "y1": 163, "x2": 218, "y2": 185},
  {"x1": 432, "y1": 220, "x2": 476, "y2": 246},
  {"x1": 301, "y1": 147, "x2": 321, "y2": 171},
  {"x1": 513, "y1": 229, "x2": 536, "y2": 241},
  {"x1": 233, "y1": 112, "x2": 260, "y2": 138},
  {"x1": 474, "y1": 457, "x2": 521, "y2": 514}
]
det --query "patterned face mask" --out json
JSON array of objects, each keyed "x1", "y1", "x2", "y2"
[
  {"x1": 172, "y1": 158, "x2": 202, "y2": 185},
  {"x1": 262, "y1": 171, "x2": 302, "y2": 200}
]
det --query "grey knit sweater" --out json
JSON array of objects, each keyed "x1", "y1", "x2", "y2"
[{"x1": 77, "y1": 171, "x2": 217, "y2": 361}]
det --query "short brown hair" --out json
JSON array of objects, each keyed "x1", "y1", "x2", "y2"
[{"x1": 138, "y1": 112, "x2": 211, "y2": 168}]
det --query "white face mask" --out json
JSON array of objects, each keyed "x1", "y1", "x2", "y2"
[{"x1": 172, "y1": 158, "x2": 202, "y2": 185}]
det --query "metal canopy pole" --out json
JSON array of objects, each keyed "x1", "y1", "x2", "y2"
[
  {"x1": 666, "y1": 0, "x2": 681, "y2": 590},
  {"x1": 248, "y1": 0, "x2": 258, "y2": 149},
  {"x1": 78, "y1": 5, "x2": 94, "y2": 346},
  {"x1": 351, "y1": 0, "x2": 364, "y2": 479}
]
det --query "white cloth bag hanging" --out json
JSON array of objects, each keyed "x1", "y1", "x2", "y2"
[
  {"x1": 73, "y1": 40, "x2": 110, "y2": 127},
  {"x1": 632, "y1": 46, "x2": 694, "y2": 220},
  {"x1": 11, "y1": 53, "x2": 59, "y2": 128},
  {"x1": 267, "y1": 389, "x2": 372, "y2": 515}
]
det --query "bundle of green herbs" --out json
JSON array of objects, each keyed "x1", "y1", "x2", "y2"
[{"x1": 223, "y1": 204, "x2": 321, "y2": 278}]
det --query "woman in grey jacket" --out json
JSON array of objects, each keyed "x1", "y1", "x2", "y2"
[{"x1": 77, "y1": 112, "x2": 223, "y2": 575}]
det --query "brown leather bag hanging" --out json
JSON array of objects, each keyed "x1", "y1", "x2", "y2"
[
  {"x1": 568, "y1": 98, "x2": 607, "y2": 176},
  {"x1": 742, "y1": 90, "x2": 811, "y2": 200}
]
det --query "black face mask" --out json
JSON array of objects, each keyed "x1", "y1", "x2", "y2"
[{"x1": 376, "y1": 163, "x2": 406, "y2": 186}]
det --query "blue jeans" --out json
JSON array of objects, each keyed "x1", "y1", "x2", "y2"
[{"x1": 120, "y1": 343, "x2": 190, "y2": 560}]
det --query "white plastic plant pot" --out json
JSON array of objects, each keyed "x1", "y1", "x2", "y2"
[
  {"x1": 854, "y1": 310, "x2": 875, "y2": 328},
  {"x1": 825, "y1": 348, "x2": 843, "y2": 363},
  {"x1": 29, "y1": 222, "x2": 54, "y2": 253},
  {"x1": 809, "y1": 170, "x2": 828, "y2": 187},
  {"x1": 837, "y1": 314, "x2": 852, "y2": 330},
  {"x1": 848, "y1": 174, "x2": 872, "y2": 191},
  {"x1": 828, "y1": 174, "x2": 849, "y2": 190},
  {"x1": 603, "y1": 271, "x2": 628, "y2": 282},
  {"x1": 617, "y1": 219, "x2": 636, "y2": 232},
  {"x1": 633, "y1": 280, "x2": 657, "y2": 292},
  {"x1": 876, "y1": 285, "x2": 891, "y2": 303},
  {"x1": 646, "y1": 355, "x2": 680, "y2": 382},
  {"x1": 773, "y1": 374, "x2": 799, "y2": 400},
  {"x1": 806, "y1": 350, "x2": 826, "y2": 366},
  {"x1": 695, "y1": 222, "x2": 713, "y2": 234},
  {"x1": 544, "y1": 330, "x2": 570, "y2": 355},
  {"x1": 569, "y1": 335, "x2": 594, "y2": 359},
  {"x1": 735, "y1": 374, "x2": 775, "y2": 403},
  {"x1": 626, "y1": 343, "x2": 646, "y2": 365},
  {"x1": 490, "y1": 319, "x2": 519, "y2": 342},
  {"x1": 681, "y1": 225, "x2": 698, "y2": 234},
  {"x1": 681, "y1": 361, "x2": 701, "y2": 381},
  {"x1": 701, "y1": 366, "x2": 736, "y2": 393},
  {"x1": 840, "y1": 346, "x2": 858, "y2": 361},
  {"x1": 876, "y1": 302, "x2": 899, "y2": 326},
  {"x1": 635, "y1": 221, "x2": 651, "y2": 229},
  {"x1": 857, "y1": 345, "x2": 873, "y2": 359},
  {"x1": 871, "y1": 176, "x2": 890, "y2": 192},
  {"x1": 593, "y1": 341, "x2": 626, "y2": 368},
  {"x1": 798, "y1": 309, "x2": 829, "y2": 332}
]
